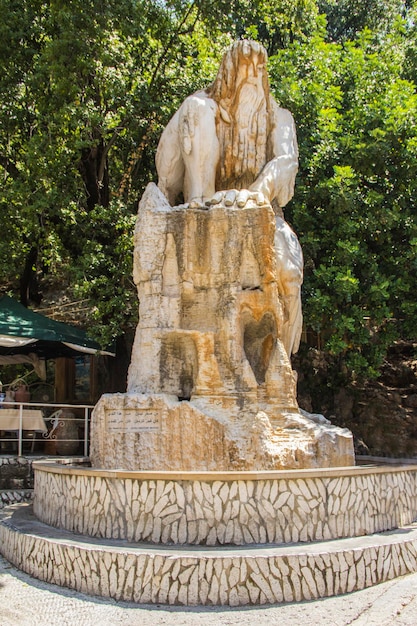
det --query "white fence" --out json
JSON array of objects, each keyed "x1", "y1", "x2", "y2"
[{"x1": 0, "y1": 401, "x2": 94, "y2": 457}]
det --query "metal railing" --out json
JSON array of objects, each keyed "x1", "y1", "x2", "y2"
[{"x1": 0, "y1": 401, "x2": 94, "y2": 457}]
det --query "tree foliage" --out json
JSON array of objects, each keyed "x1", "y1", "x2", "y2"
[
  {"x1": 318, "y1": 0, "x2": 411, "y2": 42},
  {"x1": 0, "y1": 0, "x2": 416, "y2": 377},
  {"x1": 270, "y1": 10, "x2": 417, "y2": 378},
  {"x1": 0, "y1": 0, "x2": 232, "y2": 343}
]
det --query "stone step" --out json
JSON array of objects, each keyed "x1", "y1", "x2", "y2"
[{"x1": 1, "y1": 503, "x2": 417, "y2": 606}]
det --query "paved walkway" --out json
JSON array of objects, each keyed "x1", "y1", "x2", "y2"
[{"x1": 1, "y1": 553, "x2": 417, "y2": 626}]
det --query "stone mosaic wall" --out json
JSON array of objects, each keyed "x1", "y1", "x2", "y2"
[
  {"x1": 33, "y1": 463, "x2": 417, "y2": 546},
  {"x1": 0, "y1": 455, "x2": 33, "y2": 490},
  {"x1": 1, "y1": 503, "x2": 417, "y2": 606},
  {"x1": 0, "y1": 489, "x2": 33, "y2": 509}
]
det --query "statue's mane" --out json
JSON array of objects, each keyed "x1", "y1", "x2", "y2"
[
  {"x1": 206, "y1": 40, "x2": 274, "y2": 191},
  {"x1": 207, "y1": 40, "x2": 271, "y2": 109}
]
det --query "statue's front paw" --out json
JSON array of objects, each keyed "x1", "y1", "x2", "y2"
[
  {"x1": 189, "y1": 198, "x2": 210, "y2": 210},
  {"x1": 205, "y1": 189, "x2": 268, "y2": 209},
  {"x1": 207, "y1": 190, "x2": 238, "y2": 207}
]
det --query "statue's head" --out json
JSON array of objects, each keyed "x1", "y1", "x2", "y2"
[
  {"x1": 207, "y1": 40, "x2": 273, "y2": 190},
  {"x1": 208, "y1": 40, "x2": 270, "y2": 105}
]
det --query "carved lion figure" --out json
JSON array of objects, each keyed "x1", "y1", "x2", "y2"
[
  {"x1": 156, "y1": 40, "x2": 299, "y2": 212},
  {"x1": 155, "y1": 40, "x2": 302, "y2": 356}
]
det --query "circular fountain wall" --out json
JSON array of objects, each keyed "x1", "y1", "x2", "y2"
[{"x1": 33, "y1": 459, "x2": 417, "y2": 546}]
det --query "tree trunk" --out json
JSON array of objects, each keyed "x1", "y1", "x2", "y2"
[
  {"x1": 20, "y1": 246, "x2": 42, "y2": 306},
  {"x1": 79, "y1": 139, "x2": 110, "y2": 209}
]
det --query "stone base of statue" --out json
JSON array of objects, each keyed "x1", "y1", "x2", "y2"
[
  {"x1": 90, "y1": 393, "x2": 354, "y2": 470},
  {"x1": 90, "y1": 183, "x2": 354, "y2": 470}
]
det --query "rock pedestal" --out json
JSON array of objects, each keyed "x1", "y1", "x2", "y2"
[{"x1": 90, "y1": 184, "x2": 354, "y2": 470}]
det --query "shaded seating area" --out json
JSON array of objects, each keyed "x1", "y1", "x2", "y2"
[
  {"x1": 0, "y1": 294, "x2": 109, "y2": 360},
  {"x1": 0, "y1": 295, "x2": 114, "y2": 456},
  {"x1": 0, "y1": 407, "x2": 47, "y2": 453}
]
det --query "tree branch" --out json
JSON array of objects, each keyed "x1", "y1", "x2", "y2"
[
  {"x1": 0, "y1": 156, "x2": 19, "y2": 179},
  {"x1": 148, "y1": 1, "x2": 198, "y2": 92},
  {"x1": 97, "y1": 127, "x2": 122, "y2": 186}
]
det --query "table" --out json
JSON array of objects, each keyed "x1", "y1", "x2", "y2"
[{"x1": 0, "y1": 409, "x2": 47, "y2": 433}]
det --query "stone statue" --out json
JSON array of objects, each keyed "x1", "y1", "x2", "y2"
[
  {"x1": 156, "y1": 40, "x2": 298, "y2": 212},
  {"x1": 156, "y1": 40, "x2": 303, "y2": 356},
  {"x1": 91, "y1": 40, "x2": 354, "y2": 472}
]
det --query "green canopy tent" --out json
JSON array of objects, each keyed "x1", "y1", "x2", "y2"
[{"x1": 0, "y1": 295, "x2": 114, "y2": 368}]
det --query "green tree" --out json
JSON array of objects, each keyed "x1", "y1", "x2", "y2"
[
  {"x1": 270, "y1": 13, "x2": 417, "y2": 378},
  {"x1": 1, "y1": 0, "x2": 416, "y2": 373},
  {"x1": 0, "y1": 0, "x2": 327, "y2": 346},
  {"x1": 318, "y1": 0, "x2": 411, "y2": 42},
  {"x1": 0, "y1": 0, "x2": 231, "y2": 343},
  {"x1": 229, "y1": 0, "x2": 319, "y2": 53}
]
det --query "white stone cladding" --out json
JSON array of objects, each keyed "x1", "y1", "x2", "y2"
[
  {"x1": 33, "y1": 461, "x2": 417, "y2": 546},
  {"x1": 1, "y1": 501, "x2": 417, "y2": 606}
]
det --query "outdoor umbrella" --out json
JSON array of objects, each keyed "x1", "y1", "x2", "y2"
[{"x1": 0, "y1": 295, "x2": 114, "y2": 367}]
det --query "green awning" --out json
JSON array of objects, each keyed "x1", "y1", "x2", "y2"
[{"x1": 0, "y1": 295, "x2": 114, "y2": 358}]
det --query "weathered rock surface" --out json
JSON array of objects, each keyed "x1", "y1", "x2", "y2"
[
  {"x1": 90, "y1": 184, "x2": 354, "y2": 470},
  {"x1": 91, "y1": 392, "x2": 354, "y2": 470}
]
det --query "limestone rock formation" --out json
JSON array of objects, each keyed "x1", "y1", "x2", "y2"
[{"x1": 90, "y1": 184, "x2": 354, "y2": 470}]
